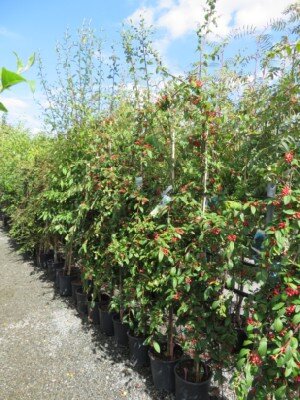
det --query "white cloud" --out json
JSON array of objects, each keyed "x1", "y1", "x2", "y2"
[
  {"x1": 1, "y1": 94, "x2": 42, "y2": 134},
  {"x1": 127, "y1": 6, "x2": 155, "y2": 26},
  {"x1": 128, "y1": 0, "x2": 292, "y2": 42},
  {"x1": 2, "y1": 97, "x2": 29, "y2": 110}
]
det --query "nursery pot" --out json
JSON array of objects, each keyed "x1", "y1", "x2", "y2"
[
  {"x1": 112, "y1": 315, "x2": 129, "y2": 347},
  {"x1": 40, "y1": 253, "x2": 51, "y2": 269},
  {"x1": 127, "y1": 332, "x2": 150, "y2": 367},
  {"x1": 71, "y1": 281, "x2": 83, "y2": 304},
  {"x1": 233, "y1": 328, "x2": 247, "y2": 353},
  {"x1": 48, "y1": 261, "x2": 64, "y2": 281},
  {"x1": 76, "y1": 287, "x2": 88, "y2": 316},
  {"x1": 99, "y1": 308, "x2": 115, "y2": 336},
  {"x1": 174, "y1": 359, "x2": 211, "y2": 400},
  {"x1": 88, "y1": 300, "x2": 100, "y2": 325},
  {"x1": 55, "y1": 269, "x2": 63, "y2": 288},
  {"x1": 149, "y1": 344, "x2": 183, "y2": 393},
  {"x1": 47, "y1": 260, "x2": 55, "y2": 279},
  {"x1": 59, "y1": 274, "x2": 76, "y2": 296},
  {"x1": 99, "y1": 293, "x2": 110, "y2": 307}
]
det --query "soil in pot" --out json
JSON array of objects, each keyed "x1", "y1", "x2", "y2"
[
  {"x1": 99, "y1": 308, "x2": 115, "y2": 336},
  {"x1": 76, "y1": 287, "x2": 88, "y2": 316},
  {"x1": 127, "y1": 332, "x2": 150, "y2": 368},
  {"x1": 71, "y1": 281, "x2": 83, "y2": 305},
  {"x1": 88, "y1": 299, "x2": 100, "y2": 325},
  {"x1": 112, "y1": 315, "x2": 129, "y2": 347},
  {"x1": 59, "y1": 273, "x2": 77, "y2": 296},
  {"x1": 174, "y1": 359, "x2": 212, "y2": 400},
  {"x1": 149, "y1": 343, "x2": 183, "y2": 393},
  {"x1": 99, "y1": 293, "x2": 110, "y2": 308}
]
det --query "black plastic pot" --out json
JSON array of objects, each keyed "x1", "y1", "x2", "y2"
[
  {"x1": 48, "y1": 260, "x2": 64, "y2": 281},
  {"x1": 71, "y1": 281, "x2": 83, "y2": 305},
  {"x1": 112, "y1": 315, "x2": 129, "y2": 347},
  {"x1": 40, "y1": 253, "x2": 52, "y2": 269},
  {"x1": 88, "y1": 300, "x2": 100, "y2": 325},
  {"x1": 55, "y1": 269, "x2": 63, "y2": 288},
  {"x1": 99, "y1": 308, "x2": 115, "y2": 336},
  {"x1": 59, "y1": 274, "x2": 76, "y2": 296},
  {"x1": 174, "y1": 359, "x2": 211, "y2": 400},
  {"x1": 149, "y1": 344, "x2": 183, "y2": 393},
  {"x1": 127, "y1": 332, "x2": 150, "y2": 367},
  {"x1": 76, "y1": 287, "x2": 88, "y2": 316},
  {"x1": 99, "y1": 293, "x2": 110, "y2": 307},
  {"x1": 47, "y1": 260, "x2": 55, "y2": 279},
  {"x1": 233, "y1": 328, "x2": 247, "y2": 353}
]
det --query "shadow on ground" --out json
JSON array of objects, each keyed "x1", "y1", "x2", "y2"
[{"x1": 1, "y1": 223, "x2": 229, "y2": 400}]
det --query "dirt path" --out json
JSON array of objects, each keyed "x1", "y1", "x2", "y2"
[{"x1": 0, "y1": 226, "x2": 170, "y2": 400}]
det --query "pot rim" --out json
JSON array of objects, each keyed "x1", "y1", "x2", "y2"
[
  {"x1": 148, "y1": 344, "x2": 183, "y2": 364},
  {"x1": 174, "y1": 359, "x2": 212, "y2": 386},
  {"x1": 127, "y1": 331, "x2": 148, "y2": 342}
]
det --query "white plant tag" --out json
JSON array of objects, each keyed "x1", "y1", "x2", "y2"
[
  {"x1": 162, "y1": 185, "x2": 172, "y2": 196},
  {"x1": 267, "y1": 183, "x2": 276, "y2": 198},
  {"x1": 135, "y1": 176, "x2": 143, "y2": 189},
  {"x1": 161, "y1": 194, "x2": 172, "y2": 205},
  {"x1": 150, "y1": 186, "x2": 173, "y2": 217}
]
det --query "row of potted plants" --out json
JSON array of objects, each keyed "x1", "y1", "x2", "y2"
[
  {"x1": 0, "y1": 5, "x2": 299, "y2": 399},
  {"x1": 39, "y1": 251, "x2": 213, "y2": 398}
]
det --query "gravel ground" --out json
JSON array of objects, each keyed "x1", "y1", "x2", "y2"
[{"x1": 0, "y1": 224, "x2": 233, "y2": 400}]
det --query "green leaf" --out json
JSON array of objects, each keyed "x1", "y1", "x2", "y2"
[
  {"x1": 153, "y1": 341, "x2": 161, "y2": 353},
  {"x1": 158, "y1": 248, "x2": 164, "y2": 262},
  {"x1": 283, "y1": 195, "x2": 291, "y2": 205},
  {"x1": 13, "y1": 52, "x2": 24, "y2": 73},
  {"x1": 170, "y1": 267, "x2": 176, "y2": 276},
  {"x1": 172, "y1": 277, "x2": 177, "y2": 289},
  {"x1": 239, "y1": 348, "x2": 250, "y2": 357},
  {"x1": 284, "y1": 367, "x2": 292, "y2": 377},
  {"x1": 0, "y1": 101, "x2": 8, "y2": 112},
  {"x1": 1, "y1": 68, "x2": 26, "y2": 90},
  {"x1": 272, "y1": 302, "x2": 285, "y2": 311},
  {"x1": 258, "y1": 338, "x2": 267, "y2": 356},
  {"x1": 274, "y1": 385, "x2": 287, "y2": 399},
  {"x1": 292, "y1": 314, "x2": 300, "y2": 324},
  {"x1": 27, "y1": 53, "x2": 35, "y2": 69},
  {"x1": 27, "y1": 80, "x2": 36, "y2": 93},
  {"x1": 212, "y1": 300, "x2": 219, "y2": 310},
  {"x1": 290, "y1": 337, "x2": 298, "y2": 349},
  {"x1": 274, "y1": 318, "x2": 283, "y2": 332},
  {"x1": 283, "y1": 209, "x2": 295, "y2": 215}
]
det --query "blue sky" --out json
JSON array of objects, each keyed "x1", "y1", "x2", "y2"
[{"x1": 0, "y1": 0, "x2": 292, "y2": 132}]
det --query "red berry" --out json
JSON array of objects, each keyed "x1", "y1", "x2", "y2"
[
  {"x1": 286, "y1": 287, "x2": 299, "y2": 297},
  {"x1": 278, "y1": 222, "x2": 286, "y2": 229},
  {"x1": 284, "y1": 152, "x2": 294, "y2": 163},
  {"x1": 211, "y1": 227, "x2": 221, "y2": 235},
  {"x1": 162, "y1": 247, "x2": 169, "y2": 256},
  {"x1": 286, "y1": 305, "x2": 296, "y2": 315},
  {"x1": 195, "y1": 80, "x2": 203, "y2": 88},
  {"x1": 281, "y1": 186, "x2": 291, "y2": 197},
  {"x1": 249, "y1": 352, "x2": 262, "y2": 366},
  {"x1": 227, "y1": 234, "x2": 237, "y2": 242},
  {"x1": 173, "y1": 292, "x2": 181, "y2": 300}
]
